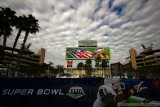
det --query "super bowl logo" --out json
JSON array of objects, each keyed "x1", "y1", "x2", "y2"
[{"x1": 66, "y1": 86, "x2": 86, "y2": 99}]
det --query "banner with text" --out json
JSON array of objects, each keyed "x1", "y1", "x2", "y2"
[{"x1": 0, "y1": 78, "x2": 160, "y2": 107}]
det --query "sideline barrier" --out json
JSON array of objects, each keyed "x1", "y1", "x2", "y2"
[{"x1": 0, "y1": 78, "x2": 160, "y2": 107}]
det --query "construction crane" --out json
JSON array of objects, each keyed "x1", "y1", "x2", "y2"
[
  {"x1": 141, "y1": 44, "x2": 153, "y2": 55},
  {"x1": 141, "y1": 44, "x2": 146, "y2": 49}
]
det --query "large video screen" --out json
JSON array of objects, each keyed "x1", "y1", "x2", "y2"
[{"x1": 66, "y1": 47, "x2": 110, "y2": 60}]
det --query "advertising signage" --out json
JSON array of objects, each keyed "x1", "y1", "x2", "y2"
[
  {"x1": 78, "y1": 40, "x2": 97, "y2": 47},
  {"x1": 66, "y1": 47, "x2": 110, "y2": 60},
  {"x1": 67, "y1": 61, "x2": 73, "y2": 67},
  {"x1": 0, "y1": 78, "x2": 160, "y2": 107}
]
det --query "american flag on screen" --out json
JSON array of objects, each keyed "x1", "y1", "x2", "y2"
[{"x1": 68, "y1": 49, "x2": 93, "y2": 58}]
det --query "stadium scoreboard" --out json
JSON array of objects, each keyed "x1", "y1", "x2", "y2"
[
  {"x1": 66, "y1": 47, "x2": 110, "y2": 60},
  {"x1": 78, "y1": 40, "x2": 97, "y2": 47}
]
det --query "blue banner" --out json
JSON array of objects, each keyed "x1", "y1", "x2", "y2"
[{"x1": 0, "y1": 78, "x2": 160, "y2": 107}]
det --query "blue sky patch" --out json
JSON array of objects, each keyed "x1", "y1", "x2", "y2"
[
  {"x1": 108, "y1": 0, "x2": 114, "y2": 9},
  {"x1": 112, "y1": 5, "x2": 124, "y2": 15}
]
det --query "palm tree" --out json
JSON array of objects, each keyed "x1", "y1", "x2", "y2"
[
  {"x1": 47, "y1": 61, "x2": 54, "y2": 77},
  {"x1": 77, "y1": 62, "x2": 84, "y2": 70},
  {"x1": 4, "y1": 15, "x2": 25, "y2": 70},
  {"x1": 12, "y1": 15, "x2": 27, "y2": 50},
  {"x1": 101, "y1": 59, "x2": 109, "y2": 77},
  {"x1": 56, "y1": 65, "x2": 64, "y2": 78},
  {"x1": 48, "y1": 61, "x2": 54, "y2": 70},
  {"x1": 0, "y1": 10, "x2": 5, "y2": 38},
  {"x1": 20, "y1": 63, "x2": 41, "y2": 78},
  {"x1": 50, "y1": 66, "x2": 59, "y2": 77},
  {"x1": 16, "y1": 14, "x2": 40, "y2": 72},
  {"x1": 19, "y1": 43, "x2": 32, "y2": 54},
  {"x1": 0, "y1": 7, "x2": 16, "y2": 48},
  {"x1": 95, "y1": 55, "x2": 101, "y2": 76},
  {"x1": 0, "y1": 10, "x2": 4, "y2": 37},
  {"x1": 0, "y1": 7, "x2": 16, "y2": 77},
  {"x1": 21, "y1": 14, "x2": 40, "y2": 49},
  {"x1": 84, "y1": 59, "x2": 92, "y2": 77},
  {"x1": 77, "y1": 62, "x2": 84, "y2": 77}
]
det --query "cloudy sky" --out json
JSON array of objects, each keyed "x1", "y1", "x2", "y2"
[{"x1": 0, "y1": 0, "x2": 160, "y2": 67}]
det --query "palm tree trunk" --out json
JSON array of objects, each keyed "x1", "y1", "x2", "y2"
[
  {"x1": 22, "y1": 30, "x2": 29, "y2": 49},
  {"x1": 16, "y1": 30, "x2": 29, "y2": 73},
  {"x1": 0, "y1": 29, "x2": 4, "y2": 37},
  {"x1": 8, "y1": 29, "x2": 22, "y2": 76},
  {"x1": 3, "y1": 33, "x2": 7, "y2": 48},
  {"x1": 3, "y1": 29, "x2": 8, "y2": 77},
  {"x1": 13, "y1": 29, "x2": 22, "y2": 50}
]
